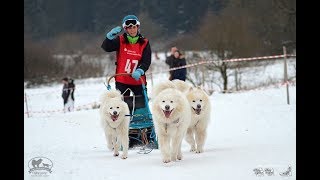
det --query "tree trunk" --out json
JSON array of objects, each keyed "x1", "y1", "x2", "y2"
[
  {"x1": 220, "y1": 62, "x2": 228, "y2": 93},
  {"x1": 235, "y1": 68, "x2": 238, "y2": 91}
]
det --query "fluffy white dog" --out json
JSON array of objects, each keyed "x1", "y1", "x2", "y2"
[
  {"x1": 171, "y1": 79, "x2": 192, "y2": 94},
  {"x1": 152, "y1": 85, "x2": 191, "y2": 163},
  {"x1": 99, "y1": 89, "x2": 130, "y2": 159},
  {"x1": 185, "y1": 86, "x2": 211, "y2": 153},
  {"x1": 151, "y1": 80, "x2": 176, "y2": 98}
]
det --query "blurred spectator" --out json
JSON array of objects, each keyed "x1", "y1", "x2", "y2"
[
  {"x1": 67, "y1": 78, "x2": 75, "y2": 112},
  {"x1": 61, "y1": 77, "x2": 69, "y2": 112},
  {"x1": 61, "y1": 77, "x2": 75, "y2": 112},
  {"x1": 165, "y1": 47, "x2": 187, "y2": 81}
]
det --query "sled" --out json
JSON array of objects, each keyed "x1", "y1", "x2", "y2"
[{"x1": 106, "y1": 73, "x2": 158, "y2": 154}]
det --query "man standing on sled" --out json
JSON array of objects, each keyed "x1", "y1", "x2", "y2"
[{"x1": 101, "y1": 14, "x2": 152, "y2": 99}]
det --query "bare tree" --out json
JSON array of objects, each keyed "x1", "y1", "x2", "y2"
[
  {"x1": 47, "y1": 32, "x2": 95, "y2": 54},
  {"x1": 138, "y1": 12, "x2": 167, "y2": 51},
  {"x1": 196, "y1": 8, "x2": 262, "y2": 92},
  {"x1": 24, "y1": 38, "x2": 63, "y2": 86}
]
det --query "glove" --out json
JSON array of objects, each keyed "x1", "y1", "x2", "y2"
[
  {"x1": 106, "y1": 26, "x2": 122, "y2": 40},
  {"x1": 131, "y1": 68, "x2": 144, "y2": 81}
]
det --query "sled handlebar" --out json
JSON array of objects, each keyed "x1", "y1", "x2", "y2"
[{"x1": 107, "y1": 73, "x2": 146, "y2": 87}]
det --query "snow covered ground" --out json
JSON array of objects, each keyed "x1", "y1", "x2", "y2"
[
  {"x1": 24, "y1": 57, "x2": 296, "y2": 179},
  {"x1": 24, "y1": 84, "x2": 295, "y2": 180}
]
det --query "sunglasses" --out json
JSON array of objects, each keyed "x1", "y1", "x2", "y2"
[{"x1": 123, "y1": 19, "x2": 140, "y2": 28}]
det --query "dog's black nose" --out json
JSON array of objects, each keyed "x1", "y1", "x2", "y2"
[
  {"x1": 113, "y1": 111, "x2": 117, "y2": 115},
  {"x1": 165, "y1": 105, "x2": 170, "y2": 110},
  {"x1": 197, "y1": 104, "x2": 201, "y2": 109}
]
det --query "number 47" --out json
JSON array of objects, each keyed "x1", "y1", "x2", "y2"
[{"x1": 124, "y1": 59, "x2": 138, "y2": 73}]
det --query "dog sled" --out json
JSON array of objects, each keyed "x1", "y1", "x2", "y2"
[{"x1": 106, "y1": 73, "x2": 158, "y2": 154}]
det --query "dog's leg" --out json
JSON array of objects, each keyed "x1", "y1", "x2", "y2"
[
  {"x1": 172, "y1": 132, "x2": 184, "y2": 161},
  {"x1": 112, "y1": 135, "x2": 119, "y2": 156},
  {"x1": 195, "y1": 126, "x2": 207, "y2": 153},
  {"x1": 158, "y1": 133, "x2": 171, "y2": 163},
  {"x1": 105, "y1": 132, "x2": 113, "y2": 151},
  {"x1": 177, "y1": 140, "x2": 183, "y2": 160},
  {"x1": 116, "y1": 134, "x2": 121, "y2": 150},
  {"x1": 120, "y1": 128, "x2": 129, "y2": 159},
  {"x1": 170, "y1": 140, "x2": 177, "y2": 161},
  {"x1": 185, "y1": 127, "x2": 196, "y2": 152}
]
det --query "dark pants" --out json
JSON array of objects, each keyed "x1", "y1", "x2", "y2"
[
  {"x1": 116, "y1": 82, "x2": 149, "y2": 148},
  {"x1": 115, "y1": 82, "x2": 146, "y2": 97},
  {"x1": 116, "y1": 82, "x2": 148, "y2": 112}
]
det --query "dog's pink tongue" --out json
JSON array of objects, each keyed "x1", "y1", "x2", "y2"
[
  {"x1": 111, "y1": 115, "x2": 118, "y2": 121},
  {"x1": 164, "y1": 110, "x2": 171, "y2": 118},
  {"x1": 193, "y1": 108, "x2": 201, "y2": 115}
]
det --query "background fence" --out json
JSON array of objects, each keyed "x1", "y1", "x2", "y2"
[{"x1": 24, "y1": 48, "x2": 296, "y2": 118}]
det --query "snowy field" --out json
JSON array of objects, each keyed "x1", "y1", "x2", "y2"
[{"x1": 24, "y1": 60, "x2": 296, "y2": 180}]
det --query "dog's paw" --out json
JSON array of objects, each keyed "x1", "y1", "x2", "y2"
[
  {"x1": 121, "y1": 154, "x2": 127, "y2": 159},
  {"x1": 113, "y1": 152, "x2": 119, "y2": 156},
  {"x1": 177, "y1": 154, "x2": 183, "y2": 160},
  {"x1": 190, "y1": 146, "x2": 196, "y2": 152},
  {"x1": 163, "y1": 157, "x2": 171, "y2": 163},
  {"x1": 195, "y1": 148, "x2": 203, "y2": 153}
]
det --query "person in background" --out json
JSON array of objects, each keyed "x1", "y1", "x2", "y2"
[
  {"x1": 165, "y1": 47, "x2": 177, "y2": 80},
  {"x1": 61, "y1": 77, "x2": 70, "y2": 112},
  {"x1": 165, "y1": 47, "x2": 187, "y2": 81},
  {"x1": 67, "y1": 78, "x2": 75, "y2": 112},
  {"x1": 101, "y1": 14, "x2": 151, "y2": 99}
]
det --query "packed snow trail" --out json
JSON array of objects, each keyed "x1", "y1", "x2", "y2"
[{"x1": 25, "y1": 86, "x2": 295, "y2": 180}]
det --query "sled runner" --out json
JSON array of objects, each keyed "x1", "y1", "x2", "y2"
[{"x1": 106, "y1": 73, "x2": 158, "y2": 154}]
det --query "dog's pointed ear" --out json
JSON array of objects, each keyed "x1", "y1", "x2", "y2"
[
  {"x1": 196, "y1": 86, "x2": 202, "y2": 90},
  {"x1": 188, "y1": 86, "x2": 193, "y2": 92}
]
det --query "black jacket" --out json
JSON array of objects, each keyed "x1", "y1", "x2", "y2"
[
  {"x1": 68, "y1": 81, "x2": 75, "y2": 101},
  {"x1": 165, "y1": 55, "x2": 175, "y2": 68},
  {"x1": 101, "y1": 33, "x2": 152, "y2": 73},
  {"x1": 62, "y1": 84, "x2": 70, "y2": 104},
  {"x1": 165, "y1": 55, "x2": 187, "y2": 81}
]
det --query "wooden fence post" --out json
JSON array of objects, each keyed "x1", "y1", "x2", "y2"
[
  {"x1": 283, "y1": 46, "x2": 290, "y2": 105},
  {"x1": 24, "y1": 92, "x2": 30, "y2": 118}
]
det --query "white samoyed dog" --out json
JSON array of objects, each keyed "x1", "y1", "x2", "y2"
[
  {"x1": 185, "y1": 86, "x2": 211, "y2": 153},
  {"x1": 151, "y1": 82, "x2": 191, "y2": 163},
  {"x1": 99, "y1": 89, "x2": 130, "y2": 159},
  {"x1": 151, "y1": 80, "x2": 176, "y2": 98},
  {"x1": 171, "y1": 79, "x2": 192, "y2": 94}
]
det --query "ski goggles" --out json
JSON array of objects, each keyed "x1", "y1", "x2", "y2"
[{"x1": 122, "y1": 19, "x2": 140, "y2": 28}]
